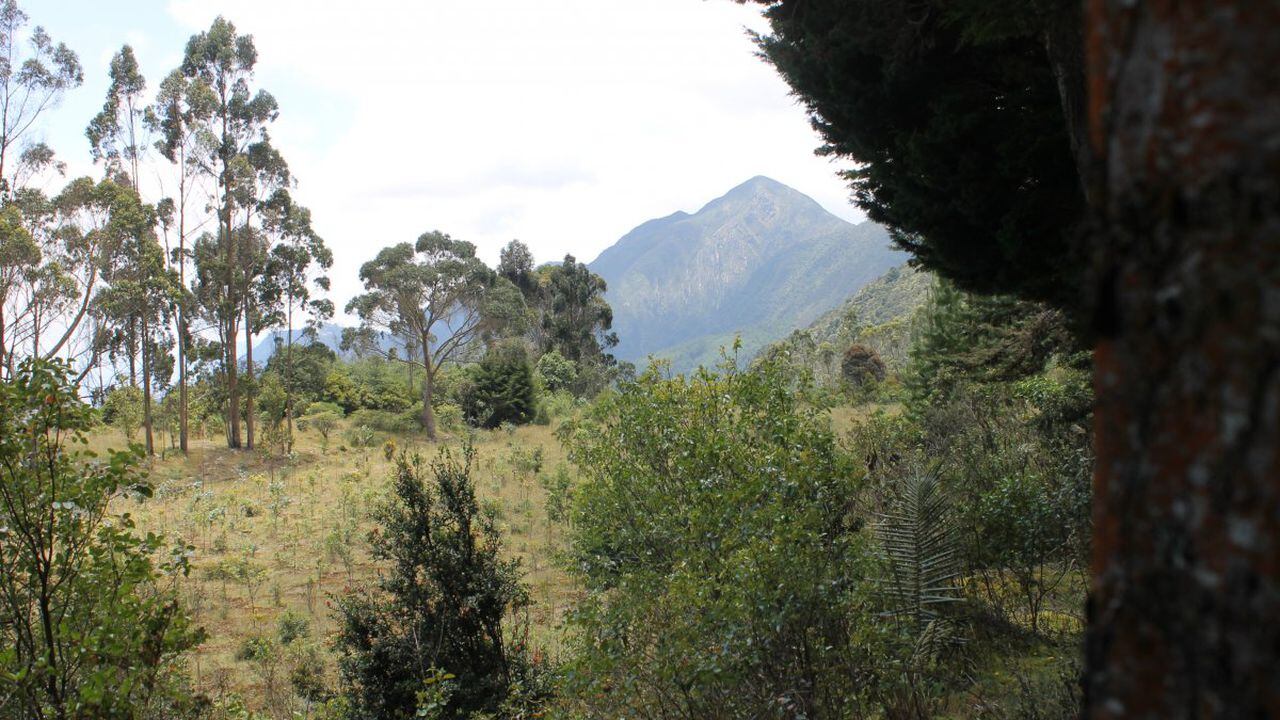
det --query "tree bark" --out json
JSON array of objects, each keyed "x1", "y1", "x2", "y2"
[
  {"x1": 421, "y1": 331, "x2": 437, "y2": 441},
  {"x1": 244, "y1": 302, "x2": 255, "y2": 450},
  {"x1": 1084, "y1": 2, "x2": 1280, "y2": 717},
  {"x1": 142, "y1": 317, "x2": 153, "y2": 456},
  {"x1": 225, "y1": 314, "x2": 241, "y2": 449}
]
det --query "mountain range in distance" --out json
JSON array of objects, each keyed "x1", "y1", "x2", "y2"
[
  {"x1": 249, "y1": 176, "x2": 906, "y2": 374},
  {"x1": 589, "y1": 175, "x2": 906, "y2": 372}
]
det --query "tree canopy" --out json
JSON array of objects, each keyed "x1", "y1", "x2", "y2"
[{"x1": 742, "y1": 0, "x2": 1086, "y2": 310}]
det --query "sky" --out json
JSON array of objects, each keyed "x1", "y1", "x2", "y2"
[{"x1": 27, "y1": 0, "x2": 864, "y2": 316}]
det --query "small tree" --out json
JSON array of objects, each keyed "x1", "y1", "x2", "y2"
[
  {"x1": 463, "y1": 343, "x2": 536, "y2": 429},
  {"x1": 0, "y1": 358, "x2": 203, "y2": 716},
  {"x1": 534, "y1": 349, "x2": 576, "y2": 393},
  {"x1": 300, "y1": 409, "x2": 339, "y2": 452},
  {"x1": 333, "y1": 445, "x2": 538, "y2": 719},
  {"x1": 103, "y1": 383, "x2": 144, "y2": 440},
  {"x1": 346, "y1": 231, "x2": 525, "y2": 440},
  {"x1": 841, "y1": 343, "x2": 886, "y2": 388}
]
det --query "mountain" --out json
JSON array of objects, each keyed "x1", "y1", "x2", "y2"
[
  {"x1": 801, "y1": 263, "x2": 933, "y2": 349},
  {"x1": 759, "y1": 264, "x2": 932, "y2": 380},
  {"x1": 590, "y1": 176, "x2": 906, "y2": 371},
  {"x1": 245, "y1": 322, "x2": 407, "y2": 363}
]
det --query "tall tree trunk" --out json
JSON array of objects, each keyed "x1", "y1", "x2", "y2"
[
  {"x1": 226, "y1": 316, "x2": 241, "y2": 449},
  {"x1": 1084, "y1": 2, "x2": 1280, "y2": 717},
  {"x1": 0, "y1": 301, "x2": 6, "y2": 379},
  {"x1": 421, "y1": 333, "x2": 437, "y2": 441},
  {"x1": 285, "y1": 304, "x2": 294, "y2": 452},
  {"x1": 178, "y1": 298, "x2": 188, "y2": 453},
  {"x1": 141, "y1": 318, "x2": 153, "y2": 456},
  {"x1": 179, "y1": 189, "x2": 189, "y2": 453},
  {"x1": 243, "y1": 302, "x2": 255, "y2": 450},
  {"x1": 128, "y1": 317, "x2": 137, "y2": 387}
]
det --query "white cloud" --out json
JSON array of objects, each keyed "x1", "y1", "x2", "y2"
[{"x1": 159, "y1": 0, "x2": 862, "y2": 314}]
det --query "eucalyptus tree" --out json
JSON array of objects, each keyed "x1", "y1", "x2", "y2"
[
  {"x1": 150, "y1": 68, "x2": 215, "y2": 453},
  {"x1": 234, "y1": 138, "x2": 290, "y2": 449},
  {"x1": 0, "y1": 179, "x2": 135, "y2": 382},
  {"x1": 0, "y1": 204, "x2": 35, "y2": 374},
  {"x1": 85, "y1": 45, "x2": 148, "y2": 187},
  {"x1": 260, "y1": 190, "x2": 332, "y2": 445},
  {"x1": 347, "y1": 231, "x2": 524, "y2": 439},
  {"x1": 0, "y1": 0, "x2": 81, "y2": 198},
  {"x1": 180, "y1": 16, "x2": 278, "y2": 448},
  {"x1": 93, "y1": 197, "x2": 178, "y2": 457}
]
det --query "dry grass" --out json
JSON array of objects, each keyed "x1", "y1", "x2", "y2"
[{"x1": 96, "y1": 418, "x2": 580, "y2": 712}]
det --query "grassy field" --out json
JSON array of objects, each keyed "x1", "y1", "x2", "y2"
[
  {"x1": 95, "y1": 419, "x2": 580, "y2": 711},
  {"x1": 94, "y1": 403, "x2": 1083, "y2": 717}
]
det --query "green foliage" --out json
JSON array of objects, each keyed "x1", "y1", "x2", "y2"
[
  {"x1": 905, "y1": 281, "x2": 1079, "y2": 410},
  {"x1": 0, "y1": 359, "x2": 203, "y2": 717},
  {"x1": 277, "y1": 610, "x2": 310, "y2": 646},
  {"x1": 533, "y1": 349, "x2": 575, "y2": 393},
  {"x1": 264, "y1": 341, "x2": 338, "y2": 411},
  {"x1": 102, "y1": 383, "x2": 144, "y2": 439},
  {"x1": 333, "y1": 446, "x2": 543, "y2": 719},
  {"x1": 744, "y1": 0, "x2": 1086, "y2": 308},
  {"x1": 346, "y1": 231, "x2": 526, "y2": 438},
  {"x1": 347, "y1": 408, "x2": 419, "y2": 435},
  {"x1": 758, "y1": 264, "x2": 929, "y2": 388},
  {"x1": 560, "y1": 359, "x2": 888, "y2": 719},
  {"x1": 538, "y1": 255, "x2": 617, "y2": 365},
  {"x1": 299, "y1": 410, "x2": 340, "y2": 452},
  {"x1": 462, "y1": 344, "x2": 537, "y2": 430},
  {"x1": 306, "y1": 400, "x2": 344, "y2": 417},
  {"x1": 877, "y1": 473, "x2": 961, "y2": 629}
]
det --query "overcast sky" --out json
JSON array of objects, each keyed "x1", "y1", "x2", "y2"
[{"x1": 29, "y1": 0, "x2": 863, "y2": 312}]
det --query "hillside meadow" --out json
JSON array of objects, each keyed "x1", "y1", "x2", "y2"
[{"x1": 92, "y1": 418, "x2": 578, "y2": 710}]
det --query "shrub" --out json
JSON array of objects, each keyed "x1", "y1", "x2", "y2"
[
  {"x1": 559, "y1": 360, "x2": 886, "y2": 719},
  {"x1": 841, "y1": 343, "x2": 887, "y2": 388},
  {"x1": 102, "y1": 384, "x2": 144, "y2": 440},
  {"x1": 333, "y1": 446, "x2": 545, "y2": 718},
  {"x1": 348, "y1": 408, "x2": 419, "y2": 434},
  {"x1": 434, "y1": 402, "x2": 464, "y2": 431},
  {"x1": 345, "y1": 424, "x2": 376, "y2": 449},
  {"x1": 299, "y1": 410, "x2": 341, "y2": 452},
  {"x1": 534, "y1": 349, "x2": 576, "y2": 393},
  {"x1": 0, "y1": 359, "x2": 204, "y2": 716},
  {"x1": 307, "y1": 400, "x2": 345, "y2": 417},
  {"x1": 461, "y1": 344, "x2": 536, "y2": 429},
  {"x1": 278, "y1": 609, "x2": 311, "y2": 646}
]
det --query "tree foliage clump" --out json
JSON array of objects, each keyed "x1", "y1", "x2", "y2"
[
  {"x1": 0, "y1": 359, "x2": 203, "y2": 718},
  {"x1": 333, "y1": 446, "x2": 544, "y2": 720},
  {"x1": 741, "y1": 0, "x2": 1087, "y2": 309},
  {"x1": 462, "y1": 343, "x2": 536, "y2": 430},
  {"x1": 560, "y1": 359, "x2": 892, "y2": 719},
  {"x1": 841, "y1": 343, "x2": 886, "y2": 388}
]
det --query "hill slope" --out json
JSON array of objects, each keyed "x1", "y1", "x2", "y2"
[{"x1": 590, "y1": 176, "x2": 905, "y2": 371}]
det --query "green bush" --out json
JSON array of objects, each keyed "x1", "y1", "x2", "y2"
[
  {"x1": 434, "y1": 402, "x2": 464, "y2": 431},
  {"x1": 348, "y1": 408, "x2": 419, "y2": 434},
  {"x1": 559, "y1": 359, "x2": 889, "y2": 719},
  {"x1": 102, "y1": 384, "x2": 144, "y2": 440},
  {"x1": 534, "y1": 349, "x2": 576, "y2": 393},
  {"x1": 461, "y1": 344, "x2": 536, "y2": 429},
  {"x1": 307, "y1": 400, "x2": 345, "y2": 417},
  {"x1": 333, "y1": 446, "x2": 546, "y2": 718},
  {"x1": 0, "y1": 359, "x2": 204, "y2": 716}
]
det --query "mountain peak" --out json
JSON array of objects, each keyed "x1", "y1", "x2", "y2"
[
  {"x1": 589, "y1": 177, "x2": 905, "y2": 371},
  {"x1": 698, "y1": 175, "x2": 826, "y2": 216}
]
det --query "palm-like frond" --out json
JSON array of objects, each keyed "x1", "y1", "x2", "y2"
[{"x1": 877, "y1": 472, "x2": 961, "y2": 629}]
